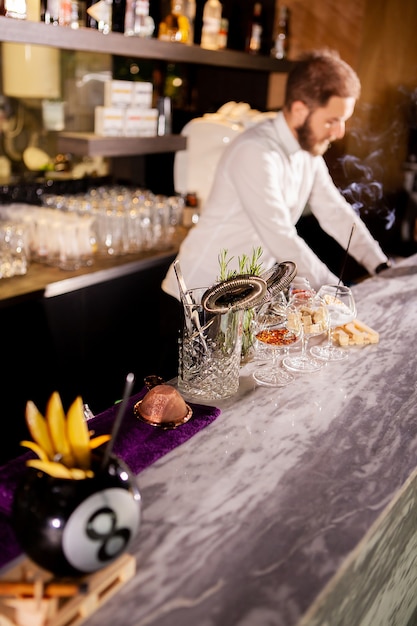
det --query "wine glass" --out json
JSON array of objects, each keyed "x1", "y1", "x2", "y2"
[
  {"x1": 288, "y1": 276, "x2": 316, "y2": 301},
  {"x1": 282, "y1": 293, "x2": 329, "y2": 373},
  {"x1": 310, "y1": 284, "x2": 357, "y2": 361},
  {"x1": 252, "y1": 301, "x2": 301, "y2": 387}
]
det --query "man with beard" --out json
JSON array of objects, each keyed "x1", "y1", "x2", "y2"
[{"x1": 162, "y1": 48, "x2": 390, "y2": 306}]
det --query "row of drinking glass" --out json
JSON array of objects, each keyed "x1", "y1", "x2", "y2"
[
  {"x1": 0, "y1": 187, "x2": 185, "y2": 272},
  {"x1": 0, "y1": 204, "x2": 95, "y2": 272},
  {"x1": 0, "y1": 221, "x2": 28, "y2": 279},
  {"x1": 42, "y1": 186, "x2": 185, "y2": 261}
]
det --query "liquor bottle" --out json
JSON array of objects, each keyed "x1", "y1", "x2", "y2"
[
  {"x1": 125, "y1": 0, "x2": 154, "y2": 37},
  {"x1": 44, "y1": 0, "x2": 59, "y2": 22},
  {"x1": 111, "y1": 0, "x2": 126, "y2": 32},
  {"x1": 246, "y1": 2, "x2": 262, "y2": 55},
  {"x1": 172, "y1": 0, "x2": 190, "y2": 42},
  {"x1": 68, "y1": 0, "x2": 84, "y2": 28},
  {"x1": 185, "y1": 0, "x2": 196, "y2": 44},
  {"x1": 158, "y1": 0, "x2": 189, "y2": 43},
  {"x1": 200, "y1": 0, "x2": 222, "y2": 50},
  {"x1": 86, "y1": 0, "x2": 112, "y2": 32},
  {"x1": 59, "y1": 0, "x2": 72, "y2": 24},
  {"x1": 158, "y1": 9, "x2": 179, "y2": 41},
  {"x1": 217, "y1": 17, "x2": 228, "y2": 49},
  {"x1": 4, "y1": 0, "x2": 26, "y2": 18},
  {"x1": 183, "y1": 192, "x2": 200, "y2": 227},
  {"x1": 271, "y1": 5, "x2": 289, "y2": 59},
  {"x1": 85, "y1": 0, "x2": 99, "y2": 27}
]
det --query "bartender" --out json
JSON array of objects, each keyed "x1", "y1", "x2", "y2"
[{"x1": 162, "y1": 48, "x2": 391, "y2": 300}]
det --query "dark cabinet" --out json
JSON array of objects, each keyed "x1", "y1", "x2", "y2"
[{"x1": 0, "y1": 254, "x2": 176, "y2": 464}]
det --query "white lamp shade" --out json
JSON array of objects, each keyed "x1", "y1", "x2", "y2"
[{"x1": 2, "y1": 42, "x2": 60, "y2": 99}]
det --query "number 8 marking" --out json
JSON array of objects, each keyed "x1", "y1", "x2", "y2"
[
  {"x1": 86, "y1": 506, "x2": 131, "y2": 562},
  {"x1": 63, "y1": 488, "x2": 140, "y2": 573}
]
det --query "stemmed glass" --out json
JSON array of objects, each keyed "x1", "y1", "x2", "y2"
[
  {"x1": 310, "y1": 284, "x2": 357, "y2": 361},
  {"x1": 288, "y1": 276, "x2": 316, "y2": 300},
  {"x1": 282, "y1": 293, "x2": 329, "y2": 373},
  {"x1": 252, "y1": 300, "x2": 301, "y2": 387}
]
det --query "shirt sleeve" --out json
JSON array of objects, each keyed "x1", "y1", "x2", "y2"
[
  {"x1": 226, "y1": 138, "x2": 341, "y2": 289},
  {"x1": 308, "y1": 158, "x2": 388, "y2": 273}
]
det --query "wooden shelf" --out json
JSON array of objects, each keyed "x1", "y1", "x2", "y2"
[
  {"x1": 57, "y1": 132, "x2": 187, "y2": 157},
  {"x1": 0, "y1": 16, "x2": 289, "y2": 159},
  {"x1": 0, "y1": 226, "x2": 187, "y2": 307},
  {"x1": 0, "y1": 17, "x2": 292, "y2": 72}
]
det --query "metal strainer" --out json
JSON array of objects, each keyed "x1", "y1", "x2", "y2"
[
  {"x1": 201, "y1": 261, "x2": 297, "y2": 314},
  {"x1": 258, "y1": 261, "x2": 297, "y2": 304},
  {"x1": 201, "y1": 275, "x2": 267, "y2": 314}
]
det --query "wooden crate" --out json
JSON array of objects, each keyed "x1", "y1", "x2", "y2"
[{"x1": 0, "y1": 553, "x2": 136, "y2": 626}]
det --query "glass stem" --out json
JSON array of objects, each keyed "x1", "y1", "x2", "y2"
[
  {"x1": 326, "y1": 326, "x2": 332, "y2": 348},
  {"x1": 300, "y1": 333, "x2": 307, "y2": 358}
]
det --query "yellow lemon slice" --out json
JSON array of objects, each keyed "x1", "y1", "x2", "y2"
[
  {"x1": 70, "y1": 467, "x2": 94, "y2": 480},
  {"x1": 67, "y1": 396, "x2": 91, "y2": 470},
  {"x1": 46, "y1": 391, "x2": 75, "y2": 467},
  {"x1": 25, "y1": 401, "x2": 55, "y2": 460},
  {"x1": 20, "y1": 440, "x2": 49, "y2": 462},
  {"x1": 26, "y1": 459, "x2": 74, "y2": 479},
  {"x1": 89, "y1": 434, "x2": 111, "y2": 449}
]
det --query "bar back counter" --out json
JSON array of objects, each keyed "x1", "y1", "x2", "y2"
[
  {"x1": 0, "y1": 244, "x2": 179, "y2": 463},
  {"x1": 2, "y1": 255, "x2": 417, "y2": 626}
]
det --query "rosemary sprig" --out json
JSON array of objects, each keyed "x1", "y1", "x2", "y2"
[
  {"x1": 218, "y1": 249, "x2": 234, "y2": 281},
  {"x1": 217, "y1": 247, "x2": 265, "y2": 361},
  {"x1": 218, "y1": 247, "x2": 264, "y2": 280}
]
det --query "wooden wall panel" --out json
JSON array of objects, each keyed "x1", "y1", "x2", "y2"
[
  {"x1": 354, "y1": 0, "x2": 417, "y2": 189},
  {"x1": 268, "y1": 1, "x2": 365, "y2": 112},
  {"x1": 358, "y1": 0, "x2": 417, "y2": 100},
  {"x1": 272, "y1": 0, "x2": 365, "y2": 67},
  {"x1": 269, "y1": 0, "x2": 417, "y2": 190}
]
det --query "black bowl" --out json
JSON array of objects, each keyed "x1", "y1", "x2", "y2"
[{"x1": 12, "y1": 454, "x2": 141, "y2": 577}]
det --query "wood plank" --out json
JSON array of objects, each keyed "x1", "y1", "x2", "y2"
[
  {"x1": 57, "y1": 133, "x2": 187, "y2": 157},
  {"x1": 0, "y1": 554, "x2": 136, "y2": 626},
  {"x1": 0, "y1": 17, "x2": 291, "y2": 72}
]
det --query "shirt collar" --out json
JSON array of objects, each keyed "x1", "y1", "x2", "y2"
[{"x1": 274, "y1": 111, "x2": 301, "y2": 158}]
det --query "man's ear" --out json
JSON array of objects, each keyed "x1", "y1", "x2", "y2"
[{"x1": 291, "y1": 101, "x2": 309, "y2": 125}]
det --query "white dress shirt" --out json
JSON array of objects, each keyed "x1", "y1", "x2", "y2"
[{"x1": 162, "y1": 111, "x2": 388, "y2": 298}]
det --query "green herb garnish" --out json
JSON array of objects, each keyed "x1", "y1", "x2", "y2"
[{"x1": 218, "y1": 246, "x2": 264, "y2": 281}]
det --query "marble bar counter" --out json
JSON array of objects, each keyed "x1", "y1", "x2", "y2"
[{"x1": 7, "y1": 255, "x2": 417, "y2": 626}]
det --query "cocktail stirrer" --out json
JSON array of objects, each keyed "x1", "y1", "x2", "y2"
[
  {"x1": 337, "y1": 223, "x2": 356, "y2": 288},
  {"x1": 173, "y1": 259, "x2": 208, "y2": 351},
  {"x1": 173, "y1": 259, "x2": 193, "y2": 308},
  {"x1": 101, "y1": 372, "x2": 135, "y2": 470}
]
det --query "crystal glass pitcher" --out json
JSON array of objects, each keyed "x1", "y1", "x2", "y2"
[{"x1": 178, "y1": 287, "x2": 244, "y2": 401}]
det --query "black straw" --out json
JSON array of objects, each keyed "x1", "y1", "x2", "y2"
[
  {"x1": 338, "y1": 223, "x2": 356, "y2": 287},
  {"x1": 101, "y1": 372, "x2": 135, "y2": 469}
]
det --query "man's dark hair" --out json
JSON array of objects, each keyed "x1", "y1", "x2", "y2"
[{"x1": 284, "y1": 49, "x2": 361, "y2": 111}]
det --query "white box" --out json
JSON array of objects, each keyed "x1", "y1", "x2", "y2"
[
  {"x1": 138, "y1": 108, "x2": 158, "y2": 137},
  {"x1": 124, "y1": 108, "x2": 158, "y2": 137},
  {"x1": 124, "y1": 107, "x2": 143, "y2": 136},
  {"x1": 131, "y1": 82, "x2": 153, "y2": 109},
  {"x1": 94, "y1": 106, "x2": 125, "y2": 136},
  {"x1": 104, "y1": 80, "x2": 133, "y2": 108}
]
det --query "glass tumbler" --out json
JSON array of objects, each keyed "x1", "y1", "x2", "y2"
[{"x1": 178, "y1": 287, "x2": 244, "y2": 401}]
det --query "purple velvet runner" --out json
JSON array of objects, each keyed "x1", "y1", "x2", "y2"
[{"x1": 0, "y1": 388, "x2": 220, "y2": 570}]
